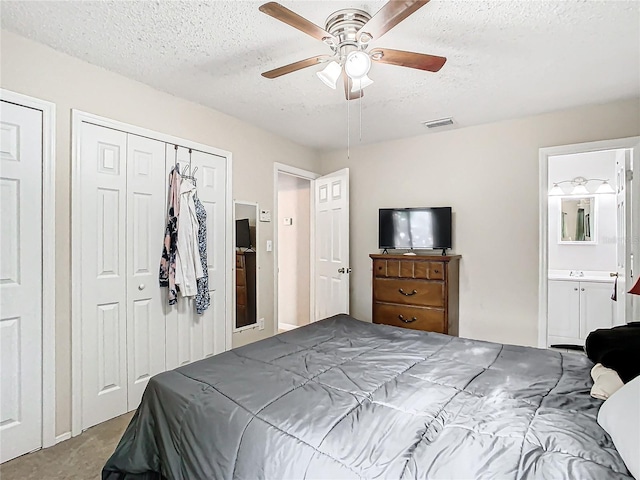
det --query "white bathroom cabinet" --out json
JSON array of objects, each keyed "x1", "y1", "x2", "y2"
[{"x1": 548, "y1": 279, "x2": 615, "y2": 347}]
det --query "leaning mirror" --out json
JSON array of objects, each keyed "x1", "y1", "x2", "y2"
[
  {"x1": 559, "y1": 196, "x2": 597, "y2": 244},
  {"x1": 234, "y1": 201, "x2": 258, "y2": 330}
]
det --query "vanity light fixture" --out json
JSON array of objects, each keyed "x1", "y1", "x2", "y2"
[
  {"x1": 548, "y1": 176, "x2": 615, "y2": 196},
  {"x1": 571, "y1": 184, "x2": 589, "y2": 195},
  {"x1": 549, "y1": 184, "x2": 564, "y2": 196},
  {"x1": 595, "y1": 180, "x2": 615, "y2": 194}
]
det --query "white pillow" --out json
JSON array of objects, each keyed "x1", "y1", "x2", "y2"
[
  {"x1": 591, "y1": 363, "x2": 624, "y2": 400},
  {"x1": 597, "y1": 375, "x2": 640, "y2": 479}
]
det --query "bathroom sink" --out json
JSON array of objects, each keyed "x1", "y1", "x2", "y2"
[{"x1": 548, "y1": 270, "x2": 615, "y2": 283}]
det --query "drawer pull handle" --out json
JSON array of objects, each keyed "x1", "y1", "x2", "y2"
[
  {"x1": 433, "y1": 269, "x2": 439, "y2": 274},
  {"x1": 399, "y1": 288, "x2": 418, "y2": 296},
  {"x1": 399, "y1": 314, "x2": 418, "y2": 323}
]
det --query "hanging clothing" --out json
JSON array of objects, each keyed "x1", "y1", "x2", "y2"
[
  {"x1": 175, "y1": 178, "x2": 204, "y2": 297},
  {"x1": 159, "y1": 166, "x2": 181, "y2": 305},
  {"x1": 194, "y1": 196, "x2": 210, "y2": 314}
]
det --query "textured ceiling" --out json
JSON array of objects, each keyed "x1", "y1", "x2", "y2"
[{"x1": 2, "y1": 1, "x2": 639, "y2": 150}]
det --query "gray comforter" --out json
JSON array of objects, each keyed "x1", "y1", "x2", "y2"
[{"x1": 103, "y1": 315, "x2": 632, "y2": 479}]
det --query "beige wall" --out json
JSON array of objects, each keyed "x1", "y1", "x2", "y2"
[
  {"x1": 320, "y1": 99, "x2": 640, "y2": 347},
  {"x1": 0, "y1": 30, "x2": 320, "y2": 436},
  {"x1": 277, "y1": 173, "x2": 311, "y2": 328}
]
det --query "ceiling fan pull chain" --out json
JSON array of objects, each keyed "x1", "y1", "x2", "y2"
[
  {"x1": 359, "y1": 83, "x2": 362, "y2": 142},
  {"x1": 347, "y1": 88, "x2": 350, "y2": 159}
]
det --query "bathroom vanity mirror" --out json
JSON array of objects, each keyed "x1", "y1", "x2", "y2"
[
  {"x1": 234, "y1": 201, "x2": 258, "y2": 330},
  {"x1": 559, "y1": 196, "x2": 596, "y2": 243}
]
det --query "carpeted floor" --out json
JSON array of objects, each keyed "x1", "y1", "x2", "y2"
[{"x1": 0, "y1": 411, "x2": 134, "y2": 480}]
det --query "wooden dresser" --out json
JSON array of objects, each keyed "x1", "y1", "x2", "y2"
[
  {"x1": 236, "y1": 251, "x2": 257, "y2": 328},
  {"x1": 370, "y1": 254, "x2": 461, "y2": 335}
]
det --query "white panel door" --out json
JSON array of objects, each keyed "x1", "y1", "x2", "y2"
[
  {"x1": 615, "y1": 150, "x2": 631, "y2": 325},
  {"x1": 0, "y1": 101, "x2": 43, "y2": 462},
  {"x1": 630, "y1": 142, "x2": 640, "y2": 321},
  {"x1": 126, "y1": 134, "x2": 166, "y2": 410},
  {"x1": 192, "y1": 150, "x2": 227, "y2": 358},
  {"x1": 547, "y1": 280, "x2": 580, "y2": 345},
  {"x1": 81, "y1": 123, "x2": 128, "y2": 429},
  {"x1": 314, "y1": 168, "x2": 349, "y2": 321},
  {"x1": 164, "y1": 146, "x2": 193, "y2": 369},
  {"x1": 164, "y1": 148, "x2": 227, "y2": 369},
  {"x1": 580, "y1": 281, "x2": 615, "y2": 339}
]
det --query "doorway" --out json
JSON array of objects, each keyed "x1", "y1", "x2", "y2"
[
  {"x1": 276, "y1": 171, "x2": 312, "y2": 332},
  {"x1": 539, "y1": 137, "x2": 640, "y2": 349},
  {"x1": 273, "y1": 163, "x2": 320, "y2": 335}
]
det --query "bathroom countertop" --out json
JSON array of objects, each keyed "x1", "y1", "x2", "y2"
[{"x1": 548, "y1": 270, "x2": 616, "y2": 283}]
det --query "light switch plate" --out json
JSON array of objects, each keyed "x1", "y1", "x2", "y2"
[
  {"x1": 284, "y1": 217, "x2": 293, "y2": 226},
  {"x1": 266, "y1": 240, "x2": 273, "y2": 252},
  {"x1": 258, "y1": 318, "x2": 265, "y2": 330},
  {"x1": 259, "y1": 209, "x2": 271, "y2": 222}
]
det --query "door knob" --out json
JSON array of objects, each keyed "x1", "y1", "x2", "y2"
[
  {"x1": 138, "y1": 284, "x2": 145, "y2": 291},
  {"x1": 338, "y1": 267, "x2": 352, "y2": 274}
]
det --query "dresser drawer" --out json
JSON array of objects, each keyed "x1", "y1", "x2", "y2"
[
  {"x1": 374, "y1": 278, "x2": 444, "y2": 308},
  {"x1": 374, "y1": 259, "x2": 445, "y2": 280},
  {"x1": 373, "y1": 259, "x2": 387, "y2": 277},
  {"x1": 373, "y1": 303, "x2": 445, "y2": 332},
  {"x1": 427, "y1": 262, "x2": 444, "y2": 280}
]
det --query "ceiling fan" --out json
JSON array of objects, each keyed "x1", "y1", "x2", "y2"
[{"x1": 259, "y1": 0, "x2": 446, "y2": 100}]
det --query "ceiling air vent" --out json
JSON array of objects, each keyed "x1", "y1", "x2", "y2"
[{"x1": 422, "y1": 117, "x2": 454, "y2": 129}]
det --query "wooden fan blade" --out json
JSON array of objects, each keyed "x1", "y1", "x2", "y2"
[
  {"x1": 262, "y1": 55, "x2": 330, "y2": 79},
  {"x1": 357, "y1": 0, "x2": 430, "y2": 43},
  {"x1": 370, "y1": 48, "x2": 446, "y2": 72},
  {"x1": 259, "y1": 2, "x2": 338, "y2": 44},
  {"x1": 343, "y1": 71, "x2": 364, "y2": 101}
]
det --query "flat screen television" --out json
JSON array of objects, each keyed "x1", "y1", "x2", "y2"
[
  {"x1": 236, "y1": 218, "x2": 252, "y2": 248},
  {"x1": 379, "y1": 207, "x2": 452, "y2": 252}
]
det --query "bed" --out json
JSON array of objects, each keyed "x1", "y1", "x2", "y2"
[{"x1": 103, "y1": 314, "x2": 633, "y2": 479}]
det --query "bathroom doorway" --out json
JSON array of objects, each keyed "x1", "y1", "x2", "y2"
[
  {"x1": 275, "y1": 168, "x2": 314, "y2": 333},
  {"x1": 539, "y1": 137, "x2": 640, "y2": 349}
]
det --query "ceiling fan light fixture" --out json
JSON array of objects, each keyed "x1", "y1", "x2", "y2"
[
  {"x1": 344, "y1": 51, "x2": 371, "y2": 79},
  {"x1": 358, "y1": 32, "x2": 373, "y2": 44},
  {"x1": 316, "y1": 61, "x2": 342, "y2": 89},
  {"x1": 351, "y1": 74, "x2": 374, "y2": 92}
]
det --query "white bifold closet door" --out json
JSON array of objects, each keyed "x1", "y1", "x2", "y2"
[
  {"x1": 125, "y1": 134, "x2": 167, "y2": 410},
  {"x1": 164, "y1": 146, "x2": 227, "y2": 370},
  {"x1": 81, "y1": 124, "x2": 166, "y2": 429},
  {"x1": 80, "y1": 123, "x2": 227, "y2": 430}
]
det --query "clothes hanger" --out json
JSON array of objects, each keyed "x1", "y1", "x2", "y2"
[{"x1": 181, "y1": 149, "x2": 197, "y2": 186}]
